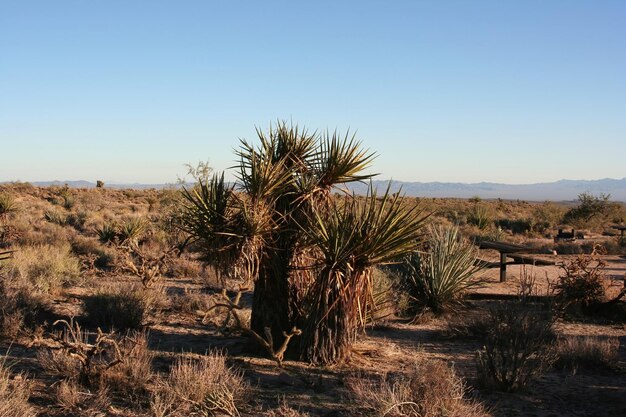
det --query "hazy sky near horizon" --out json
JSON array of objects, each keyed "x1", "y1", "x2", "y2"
[{"x1": 1, "y1": 1, "x2": 625, "y2": 185}]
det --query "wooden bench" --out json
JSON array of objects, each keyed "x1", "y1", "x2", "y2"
[{"x1": 477, "y1": 240, "x2": 555, "y2": 282}]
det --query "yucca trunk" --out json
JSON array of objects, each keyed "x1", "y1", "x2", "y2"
[{"x1": 299, "y1": 268, "x2": 369, "y2": 364}]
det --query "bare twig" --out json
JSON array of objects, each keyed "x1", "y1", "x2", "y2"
[{"x1": 202, "y1": 289, "x2": 301, "y2": 366}]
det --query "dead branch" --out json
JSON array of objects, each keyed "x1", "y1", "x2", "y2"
[
  {"x1": 38, "y1": 318, "x2": 126, "y2": 387},
  {"x1": 116, "y1": 242, "x2": 179, "y2": 287},
  {"x1": 201, "y1": 289, "x2": 301, "y2": 366}
]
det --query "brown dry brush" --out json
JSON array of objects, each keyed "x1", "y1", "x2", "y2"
[
  {"x1": 348, "y1": 358, "x2": 488, "y2": 417},
  {"x1": 0, "y1": 358, "x2": 37, "y2": 417}
]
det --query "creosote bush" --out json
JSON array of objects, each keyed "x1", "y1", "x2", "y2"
[{"x1": 476, "y1": 302, "x2": 556, "y2": 392}]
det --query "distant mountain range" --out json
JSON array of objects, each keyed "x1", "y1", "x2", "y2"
[{"x1": 5, "y1": 178, "x2": 626, "y2": 202}]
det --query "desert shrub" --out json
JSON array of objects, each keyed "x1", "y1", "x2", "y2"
[
  {"x1": 38, "y1": 319, "x2": 146, "y2": 391},
  {"x1": 5, "y1": 244, "x2": 81, "y2": 293},
  {"x1": 66, "y1": 210, "x2": 89, "y2": 231},
  {"x1": 0, "y1": 282, "x2": 49, "y2": 339},
  {"x1": 70, "y1": 235, "x2": 115, "y2": 270},
  {"x1": 168, "y1": 256, "x2": 203, "y2": 279},
  {"x1": 554, "y1": 241, "x2": 583, "y2": 255},
  {"x1": 102, "y1": 331, "x2": 154, "y2": 401},
  {"x1": 563, "y1": 192, "x2": 614, "y2": 228},
  {"x1": 83, "y1": 285, "x2": 151, "y2": 330},
  {"x1": 0, "y1": 356, "x2": 37, "y2": 417},
  {"x1": 531, "y1": 202, "x2": 566, "y2": 234},
  {"x1": 399, "y1": 225, "x2": 483, "y2": 315},
  {"x1": 554, "y1": 253, "x2": 606, "y2": 312},
  {"x1": 444, "y1": 311, "x2": 490, "y2": 340},
  {"x1": 53, "y1": 379, "x2": 110, "y2": 416},
  {"x1": 171, "y1": 288, "x2": 210, "y2": 314},
  {"x1": 467, "y1": 204, "x2": 492, "y2": 230},
  {"x1": 150, "y1": 352, "x2": 246, "y2": 417},
  {"x1": 348, "y1": 358, "x2": 488, "y2": 417},
  {"x1": 555, "y1": 336, "x2": 619, "y2": 372},
  {"x1": 495, "y1": 218, "x2": 533, "y2": 235},
  {"x1": 476, "y1": 303, "x2": 555, "y2": 392},
  {"x1": 368, "y1": 267, "x2": 398, "y2": 322}
]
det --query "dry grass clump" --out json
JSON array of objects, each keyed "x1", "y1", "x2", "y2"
[
  {"x1": 264, "y1": 401, "x2": 310, "y2": 417},
  {"x1": 476, "y1": 303, "x2": 556, "y2": 392},
  {"x1": 348, "y1": 358, "x2": 488, "y2": 417},
  {"x1": 0, "y1": 356, "x2": 37, "y2": 417},
  {"x1": 100, "y1": 331, "x2": 154, "y2": 403},
  {"x1": 171, "y1": 288, "x2": 211, "y2": 315},
  {"x1": 5, "y1": 243, "x2": 81, "y2": 293},
  {"x1": 83, "y1": 284, "x2": 157, "y2": 330},
  {"x1": 150, "y1": 352, "x2": 247, "y2": 417},
  {"x1": 555, "y1": 336, "x2": 619, "y2": 372},
  {"x1": 0, "y1": 283, "x2": 49, "y2": 339},
  {"x1": 54, "y1": 379, "x2": 110, "y2": 416}
]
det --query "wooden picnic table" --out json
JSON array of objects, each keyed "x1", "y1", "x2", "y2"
[
  {"x1": 478, "y1": 240, "x2": 555, "y2": 282},
  {"x1": 612, "y1": 225, "x2": 626, "y2": 238}
]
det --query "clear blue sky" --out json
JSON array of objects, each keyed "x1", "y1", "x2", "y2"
[{"x1": 1, "y1": 1, "x2": 625, "y2": 184}]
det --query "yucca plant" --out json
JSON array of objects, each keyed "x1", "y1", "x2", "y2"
[
  {"x1": 181, "y1": 121, "x2": 429, "y2": 364},
  {"x1": 44, "y1": 209, "x2": 68, "y2": 225},
  {"x1": 468, "y1": 204, "x2": 491, "y2": 230},
  {"x1": 95, "y1": 221, "x2": 118, "y2": 244},
  {"x1": 118, "y1": 218, "x2": 147, "y2": 244},
  {"x1": 401, "y1": 224, "x2": 484, "y2": 315},
  {"x1": 0, "y1": 194, "x2": 17, "y2": 222},
  {"x1": 300, "y1": 186, "x2": 428, "y2": 363}
]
